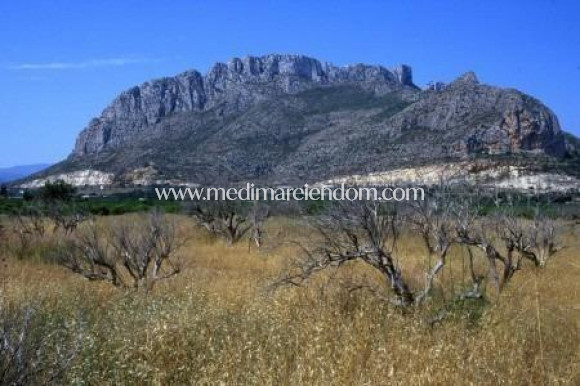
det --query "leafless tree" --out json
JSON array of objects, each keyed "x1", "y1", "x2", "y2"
[
  {"x1": 56, "y1": 221, "x2": 120, "y2": 286},
  {"x1": 47, "y1": 202, "x2": 90, "y2": 235},
  {"x1": 407, "y1": 186, "x2": 457, "y2": 303},
  {"x1": 453, "y1": 198, "x2": 512, "y2": 291},
  {"x1": 9, "y1": 204, "x2": 47, "y2": 259},
  {"x1": 276, "y1": 200, "x2": 415, "y2": 306},
  {"x1": 274, "y1": 186, "x2": 562, "y2": 308},
  {"x1": 110, "y1": 209, "x2": 182, "y2": 290},
  {"x1": 188, "y1": 201, "x2": 252, "y2": 246},
  {"x1": 458, "y1": 246, "x2": 485, "y2": 300},
  {"x1": 56, "y1": 209, "x2": 183, "y2": 291},
  {"x1": 501, "y1": 212, "x2": 560, "y2": 268},
  {"x1": 11, "y1": 204, "x2": 46, "y2": 238},
  {"x1": 454, "y1": 198, "x2": 561, "y2": 291},
  {"x1": 249, "y1": 202, "x2": 269, "y2": 248}
]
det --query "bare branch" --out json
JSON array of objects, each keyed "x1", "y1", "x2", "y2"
[{"x1": 55, "y1": 209, "x2": 183, "y2": 291}]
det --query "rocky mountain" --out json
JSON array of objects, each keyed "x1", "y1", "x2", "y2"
[{"x1": 22, "y1": 54, "x2": 576, "y2": 188}]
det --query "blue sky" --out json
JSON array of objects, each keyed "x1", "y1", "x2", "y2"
[{"x1": 1, "y1": 0, "x2": 579, "y2": 167}]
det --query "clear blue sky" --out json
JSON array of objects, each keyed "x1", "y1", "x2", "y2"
[{"x1": 1, "y1": 0, "x2": 579, "y2": 167}]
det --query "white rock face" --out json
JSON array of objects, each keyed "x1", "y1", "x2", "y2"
[
  {"x1": 130, "y1": 178, "x2": 199, "y2": 187},
  {"x1": 121, "y1": 166, "x2": 199, "y2": 187},
  {"x1": 318, "y1": 163, "x2": 580, "y2": 193},
  {"x1": 491, "y1": 173, "x2": 580, "y2": 191},
  {"x1": 19, "y1": 167, "x2": 202, "y2": 188},
  {"x1": 20, "y1": 170, "x2": 114, "y2": 188}
]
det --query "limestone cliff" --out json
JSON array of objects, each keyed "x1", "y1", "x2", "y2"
[{"x1": 26, "y1": 54, "x2": 570, "y2": 187}]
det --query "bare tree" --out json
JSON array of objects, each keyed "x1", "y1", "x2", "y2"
[
  {"x1": 110, "y1": 209, "x2": 182, "y2": 290},
  {"x1": 275, "y1": 187, "x2": 562, "y2": 308},
  {"x1": 507, "y1": 213, "x2": 560, "y2": 268},
  {"x1": 458, "y1": 246, "x2": 485, "y2": 300},
  {"x1": 188, "y1": 201, "x2": 252, "y2": 246},
  {"x1": 407, "y1": 186, "x2": 456, "y2": 303},
  {"x1": 9, "y1": 204, "x2": 47, "y2": 259},
  {"x1": 56, "y1": 209, "x2": 183, "y2": 291},
  {"x1": 57, "y1": 221, "x2": 120, "y2": 285},
  {"x1": 454, "y1": 198, "x2": 512, "y2": 291},
  {"x1": 249, "y1": 202, "x2": 269, "y2": 248},
  {"x1": 11, "y1": 203, "x2": 46, "y2": 238},
  {"x1": 47, "y1": 202, "x2": 90, "y2": 235},
  {"x1": 454, "y1": 198, "x2": 561, "y2": 291},
  {"x1": 277, "y1": 200, "x2": 415, "y2": 306}
]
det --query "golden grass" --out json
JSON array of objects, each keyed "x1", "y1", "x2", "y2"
[{"x1": 1, "y1": 215, "x2": 580, "y2": 385}]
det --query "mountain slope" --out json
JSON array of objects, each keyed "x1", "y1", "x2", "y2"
[{"x1": 23, "y1": 54, "x2": 571, "y2": 187}]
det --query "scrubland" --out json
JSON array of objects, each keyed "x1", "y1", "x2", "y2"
[{"x1": 1, "y1": 215, "x2": 580, "y2": 385}]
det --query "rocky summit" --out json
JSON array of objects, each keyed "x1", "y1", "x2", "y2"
[{"x1": 24, "y1": 54, "x2": 577, "y2": 188}]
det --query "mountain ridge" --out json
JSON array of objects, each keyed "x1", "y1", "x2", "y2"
[
  {"x1": 0, "y1": 163, "x2": 51, "y2": 183},
  {"x1": 21, "y1": 54, "x2": 576, "y2": 188},
  {"x1": 72, "y1": 54, "x2": 416, "y2": 156}
]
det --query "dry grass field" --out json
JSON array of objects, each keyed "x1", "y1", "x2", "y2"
[{"x1": 1, "y1": 214, "x2": 580, "y2": 385}]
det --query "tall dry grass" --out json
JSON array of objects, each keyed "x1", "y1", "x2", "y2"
[{"x1": 1, "y1": 215, "x2": 579, "y2": 385}]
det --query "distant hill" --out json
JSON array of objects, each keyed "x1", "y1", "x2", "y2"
[
  {"x1": 0, "y1": 163, "x2": 51, "y2": 183},
  {"x1": 18, "y1": 54, "x2": 579, "y2": 189}
]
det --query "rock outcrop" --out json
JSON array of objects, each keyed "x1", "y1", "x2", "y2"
[
  {"x1": 74, "y1": 54, "x2": 416, "y2": 155},
  {"x1": 387, "y1": 72, "x2": 565, "y2": 157}
]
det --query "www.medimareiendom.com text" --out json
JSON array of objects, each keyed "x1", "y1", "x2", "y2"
[{"x1": 155, "y1": 183, "x2": 424, "y2": 201}]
